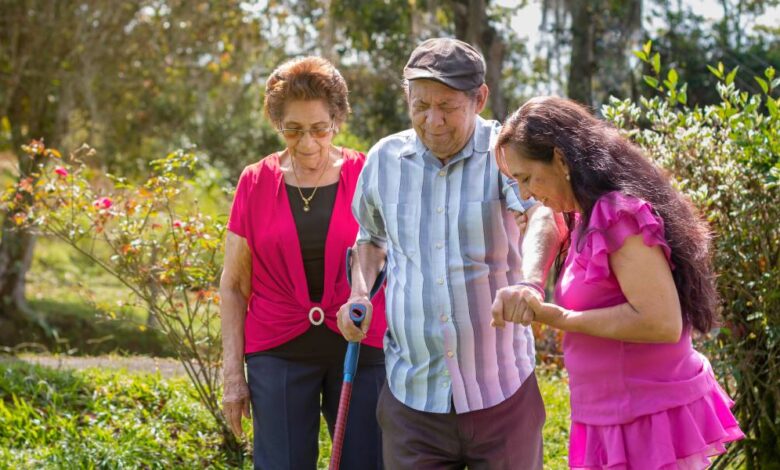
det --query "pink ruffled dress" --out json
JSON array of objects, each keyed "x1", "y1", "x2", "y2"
[{"x1": 554, "y1": 191, "x2": 744, "y2": 470}]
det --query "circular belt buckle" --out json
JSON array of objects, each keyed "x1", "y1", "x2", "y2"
[{"x1": 308, "y1": 306, "x2": 325, "y2": 326}]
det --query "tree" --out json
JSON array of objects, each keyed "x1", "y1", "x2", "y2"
[
  {"x1": 0, "y1": 1, "x2": 287, "y2": 327},
  {"x1": 540, "y1": 0, "x2": 643, "y2": 107}
]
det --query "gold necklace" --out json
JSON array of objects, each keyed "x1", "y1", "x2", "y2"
[{"x1": 291, "y1": 152, "x2": 329, "y2": 213}]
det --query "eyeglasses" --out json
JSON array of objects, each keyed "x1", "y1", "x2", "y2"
[{"x1": 278, "y1": 124, "x2": 334, "y2": 140}]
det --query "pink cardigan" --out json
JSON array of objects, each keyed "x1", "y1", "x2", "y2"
[{"x1": 227, "y1": 148, "x2": 387, "y2": 353}]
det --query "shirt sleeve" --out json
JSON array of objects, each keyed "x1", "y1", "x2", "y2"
[
  {"x1": 227, "y1": 166, "x2": 251, "y2": 238},
  {"x1": 352, "y1": 146, "x2": 387, "y2": 248},
  {"x1": 501, "y1": 173, "x2": 537, "y2": 213}
]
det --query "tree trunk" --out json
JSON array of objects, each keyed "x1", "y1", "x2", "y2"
[
  {"x1": 451, "y1": 0, "x2": 508, "y2": 120},
  {"x1": 0, "y1": 224, "x2": 36, "y2": 321},
  {"x1": 567, "y1": 1, "x2": 595, "y2": 106}
]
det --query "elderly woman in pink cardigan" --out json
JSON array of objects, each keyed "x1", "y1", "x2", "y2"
[{"x1": 219, "y1": 56, "x2": 386, "y2": 470}]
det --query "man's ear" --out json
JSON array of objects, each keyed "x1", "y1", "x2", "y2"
[{"x1": 475, "y1": 84, "x2": 489, "y2": 113}]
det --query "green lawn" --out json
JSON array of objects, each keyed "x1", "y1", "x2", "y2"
[{"x1": 0, "y1": 360, "x2": 571, "y2": 469}]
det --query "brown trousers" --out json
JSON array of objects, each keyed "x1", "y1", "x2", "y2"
[{"x1": 376, "y1": 373, "x2": 545, "y2": 470}]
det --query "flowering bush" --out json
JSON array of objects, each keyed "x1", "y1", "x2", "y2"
[{"x1": 1, "y1": 143, "x2": 246, "y2": 461}]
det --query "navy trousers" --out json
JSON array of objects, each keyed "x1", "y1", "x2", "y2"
[{"x1": 246, "y1": 354, "x2": 385, "y2": 470}]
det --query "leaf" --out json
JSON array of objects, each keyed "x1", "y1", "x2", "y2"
[
  {"x1": 643, "y1": 39, "x2": 652, "y2": 55},
  {"x1": 678, "y1": 86, "x2": 688, "y2": 105},
  {"x1": 643, "y1": 75, "x2": 660, "y2": 90},
  {"x1": 633, "y1": 50, "x2": 647, "y2": 61},
  {"x1": 651, "y1": 53, "x2": 661, "y2": 75},
  {"x1": 755, "y1": 77, "x2": 769, "y2": 94},
  {"x1": 767, "y1": 98, "x2": 778, "y2": 119},
  {"x1": 667, "y1": 68, "x2": 678, "y2": 86},
  {"x1": 707, "y1": 64, "x2": 723, "y2": 79},
  {"x1": 766, "y1": 66, "x2": 776, "y2": 81},
  {"x1": 726, "y1": 66, "x2": 739, "y2": 85}
]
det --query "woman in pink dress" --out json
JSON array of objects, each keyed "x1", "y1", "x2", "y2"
[{"x1": 493, "y1": 96, "x2": 743, "y2": 469}]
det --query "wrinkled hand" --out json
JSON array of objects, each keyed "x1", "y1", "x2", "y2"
[
  {"x1": 337, "y1": 295, "x2": 373, "y2": 342},
  {"x1": 491, "y1": 285, "x2": 544, "y2": 328},
  {"x1": 222, "y1": 376, "x2": 251, "y2": 437}
]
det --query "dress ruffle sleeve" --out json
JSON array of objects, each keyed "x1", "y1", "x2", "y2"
[{"x1": 580, "y1": 191, "x2": 673, "y2": 284}]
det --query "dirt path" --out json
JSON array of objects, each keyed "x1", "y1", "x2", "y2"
[{"x1": 3, "y1": 354, "x2": 188, "y2": 379}]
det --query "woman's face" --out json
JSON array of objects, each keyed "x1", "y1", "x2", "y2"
[
  {"x1": 279, "y1": 99, "x2": 335, "y2": 163},
  {"x1": 501, "y1": 145, "x2": 579, "y2": 213}
]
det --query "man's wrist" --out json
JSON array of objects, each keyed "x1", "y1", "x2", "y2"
[{"x1": 517, "y1": 280, "x2": 546, "y2": 301}]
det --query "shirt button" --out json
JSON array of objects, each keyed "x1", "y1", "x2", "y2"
[
  {"x1": 438, "y1": 170, "x2": 446, "y2": 177},
  {"x1": 446, "y1": 350, "x2": 454, "y2": 358},
  {"x1": 437, "y1": 206, "x2": 444, "y2": 213},
  {"x1": 437, "y1": 278, "x2": 444, "y2": 285},
  {"x1": 440, "y1": 314, "x2": 448, "y2": 322},
  {"x1": 435, "y1": 242, "x2": 443, "y2": 249}
]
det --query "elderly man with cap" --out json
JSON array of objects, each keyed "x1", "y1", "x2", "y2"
[{"x1": 337, "y1": 38, "x2": 560, "y2": 469}]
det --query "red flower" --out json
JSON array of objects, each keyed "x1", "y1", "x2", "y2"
[
  {"x1": 173, "y1": 220, "x2": 184, "y2": 229},
  {"x1": 55, "y1": 167, "x2": 69, "y2": 177},
  {"x1": 93, "y1": 197, "x2": 112, "y2": 209}
]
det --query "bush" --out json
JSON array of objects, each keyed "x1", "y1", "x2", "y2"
[
  {"x1": 603, "y1": 43, "x2": 780, "y2": 468},
  {"x1": 1, "y1": 144, "x2": 244, "y2": 462}
]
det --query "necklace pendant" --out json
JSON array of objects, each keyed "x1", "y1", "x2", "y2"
[{"x1": 303, "y1": 204, "x2": 310, "y2": 212}]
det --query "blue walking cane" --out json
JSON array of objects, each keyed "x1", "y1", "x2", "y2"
[{"x1": 329, "y1": 247, "x2": 386, "y2": 470}]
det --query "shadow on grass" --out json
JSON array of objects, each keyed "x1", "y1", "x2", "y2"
[{"x1": 0, "y1": 298, "x2": 175, "y2": 357}]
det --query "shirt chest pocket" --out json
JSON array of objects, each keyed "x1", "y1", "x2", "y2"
[
  {"x1": 382, "y1": 203, "x2": 420, "y2": 252},
  {"x1": 456, "y1": 199, "x2": 509, "y2": 263}
]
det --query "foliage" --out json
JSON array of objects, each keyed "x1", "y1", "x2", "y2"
[
  {"x1": 0, "y1": 0, "x2": 283, "y2": 178},
  {"x1": 0, "y1": 361, "x2": 250, "y2": 469},
  {"x1": 0, "y1": 361, "x2": 571, "y2": 469},
  {"x1": 0, "y1": 143, "x2": 244, "y2": 462},
  {"x1": 604, "y1": 42, "x2": 780, "y2": 468}
]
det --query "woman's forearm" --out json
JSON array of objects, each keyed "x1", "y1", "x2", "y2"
[
  {"x1": 220, "y1": 287, "x2": 248, "y2": 379},
  {"x1": 536, "y1": 301, "x2": 683, "y2": 343}
]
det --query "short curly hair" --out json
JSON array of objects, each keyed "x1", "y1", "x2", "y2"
[{"x1": 264, "y1": 56, "x2": 351, "y2": 127}]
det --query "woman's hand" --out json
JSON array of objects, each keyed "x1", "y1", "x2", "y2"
[
  {"x1": 491, "y1": 285, "x2": 542, "y2": 328},
  {"x1": 222, "y1": 375, "x2": 251, "y2": 437},
  {"x1": 491, "y1": 285, "x2": 569, "y2": 329}
]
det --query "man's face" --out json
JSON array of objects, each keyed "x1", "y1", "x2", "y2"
[{"x1": 407, "y1": 80, "x2": 486, "y2": 162}]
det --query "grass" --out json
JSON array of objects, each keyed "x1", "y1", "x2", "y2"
[
  {"x1": 0, "y1": 360, "x2": 250, "y2": 469},
  {"x1": 0, "y1": 360, "x2": 571, "y2": 469},
  {"x1": 7, "y1": 237, "x2": 573, "y2": 468}
]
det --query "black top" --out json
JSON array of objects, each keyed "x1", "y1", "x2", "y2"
[
  {"x1": 249, "y1": 181, "x2": 383, "y2": 364},
  {"x1": 287, "y1": 181, "x2": 338, "y2": 303}
]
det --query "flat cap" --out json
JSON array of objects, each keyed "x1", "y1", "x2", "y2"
[{"x1": 403, "y1": 38, "x2": 486, "y2": 91}]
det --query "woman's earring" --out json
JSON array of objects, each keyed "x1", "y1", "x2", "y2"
[{"x1": 565, "y1": 173, "x2": 570, "y2": 181}]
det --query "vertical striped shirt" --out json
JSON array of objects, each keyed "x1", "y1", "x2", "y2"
[{"x1": 353, "y1": 117, "x2": 537, "y2": 414}]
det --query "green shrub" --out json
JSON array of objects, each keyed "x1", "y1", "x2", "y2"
[{"x1": 604, "y1": 42, "x2": 780, "y2": 468}]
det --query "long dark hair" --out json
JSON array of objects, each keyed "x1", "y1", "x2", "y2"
[{"x1": 497, "y1": 96, "x2": 717, "y2": 333}]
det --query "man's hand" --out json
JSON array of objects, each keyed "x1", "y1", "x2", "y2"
[
  {"x1": 222, "y1": 375, "x2": 251, "y2": 437},
  {"x1": 337, "y1": 294, "x2": 373, "y2": 342},
  {"x1": 511, "y1": 209, "x2": 530, "y2": 236},
  {"x1": 491, "y1": 285, "x2": 544, "y2": 328}
]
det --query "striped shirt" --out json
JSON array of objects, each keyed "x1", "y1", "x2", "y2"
[{"x1": 353, "y1": 117, "x2": 537, "y2": 414}]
